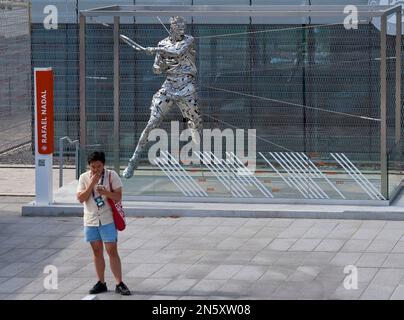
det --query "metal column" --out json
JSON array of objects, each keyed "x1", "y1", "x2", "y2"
[
  {"x1": 113, "y1": 16, "x2": 120, "y2": 174},
  {"x1": 395, "y1": 9, "x2": 402, "y2": 146},
  {"x1": 380, "y1": 13, "x2": 388, "y2": 199},
  {"x1": 79, "y1": 14, "x2": 86, "y2": 174}
]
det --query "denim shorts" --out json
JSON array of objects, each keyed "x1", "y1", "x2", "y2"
[{"x1": 84, "y1": 222, "x2": 118, "y2": 243}]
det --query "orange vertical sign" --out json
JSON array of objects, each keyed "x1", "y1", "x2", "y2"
[{"x1": 35, "y1": 69, "x2": 54, "y2": 154}]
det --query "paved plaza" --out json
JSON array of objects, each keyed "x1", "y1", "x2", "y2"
[{"x1": 1, "y1": 196, "x2": 404, "y2": 300}]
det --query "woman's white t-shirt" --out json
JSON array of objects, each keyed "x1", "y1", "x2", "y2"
[{"x1": 77, "y1": 169, "x2": 123, "y2": 227}]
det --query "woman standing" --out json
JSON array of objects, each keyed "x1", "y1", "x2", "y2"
[{"x1": 76, "y1": 151, "x2": 131, "y2": 296}]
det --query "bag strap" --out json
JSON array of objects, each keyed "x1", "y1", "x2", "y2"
[{"x1": 108, "y1": 170, "x2": 114, "y2": 192}]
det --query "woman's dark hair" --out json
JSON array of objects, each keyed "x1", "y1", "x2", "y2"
[{"x1": 87, "y1": 151, "x2": 105, "y2": 165}]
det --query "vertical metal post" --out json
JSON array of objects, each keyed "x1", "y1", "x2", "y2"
[
  {"x1": 59, "y1": 138, "x2": 64, "y2": 188},
  {"x1": 395, "y1": 9, "x2": 402, "y2": 146},
  {"x1": 75, "y1": 142, "x2": 79, "y2": 180},
  {"x1": 79, "y1": 14, "x2": 86, "y2": 174},
  {"x1": 380, "y1": 14, "x2": 388, "y2": 199},
  {"x1": 27, "y1": 1, "x2": 31, "y2": 34},
  {"x1": 113, "y1": 16, "x2": 120, "y2": 174}
]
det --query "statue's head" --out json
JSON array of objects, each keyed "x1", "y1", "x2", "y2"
[{"x1": 169, "y1": 16, "x2": 186, "y2": 40}]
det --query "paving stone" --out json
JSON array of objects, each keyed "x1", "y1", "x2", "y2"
[
  {"x1": 315, "y1": 266, "x2": 346, "y2": 282},
  {"x1": 329, "y1": 282, "x2": 366, "y2": 300},
  {"x1": 140, "y1": 239, "x2": 173, "y2": 250},
  {"x1": 289, "y1": 239, "x2": 322, "y2": 252},
  {"x1": 160, "y1": 278, "x2": 198, "y2": 293},
  {"x1": 0, "y1": 278, "x2": 35, "y2": 293},
  {"x1": 246, "y1": 280, "x2": 282, "y2": 297},
  {"x1": 207, "y1": 226, "x2": 239, "y2": 237},
  {"x1": 289, "y1": 220, "x2": 316, "y2": 229},
  {"x1": 238, "y1": 238, "x2": 273, "y2": 251},
  {"x1": 288, "y1": 266, "x2": 321, "y2": 282},
  {"x1": 265, "y1": 238, "x2": 297, "y2": 251},
  {"x1": 127, "y1": 278, "x2": 172, "y2": 293},
  {"x1": 197, "y1": 251, "x2": 232, "y2": 263},
  {"x1": 232, "y1": 266, "x2": 267, "y2": 281},
  {"x1": 384, "y1": 221, "x2": 404, "y2": 229},
  {"x1": 187, "y1": 279, "x2": 227, "y2": 296},
  {"x1": 19, "y1": 249, "x2": 60, "y2": 263},
  {"x1": 390, "y1": 284, "x2": 404, "y2": 300},
  {"x1": 178, "y1": 264, "x2": 216, "y2": 280},
  {"x1": 119, "y1": 238, "x2": 148, "y2": 250},
  {"x1": 182, "y1": 226, "x2": 217, "y2": 237},
  {"x1": 260, "y1": 266, "x2": 296, "y2": 281},
  {"x1": 351, "y1": 228, "x2": 380, "y2": 240},
  {"x1": 297, "y1": 281, "x2": 341, "y2": 299},
  {"x1": 391, "y1": 241, "x2": 404, "y2": 253},
  {"x1": 275, "y1": 252, "x2": 310, "y2": 266},
  {"x1": 356, "y1": 267, "x2": 378, "y2": 283},
  {"x1": 382, "y1": 254, "x2": 404, "y2": 268},
  {"x1": 123, "y1": 250, "x2": 174, "y2": 264},
  {"x1": 32, "y1": 293, "x2": 66, "y2": 300},
  {"x1": 205, "y1": 265, "x2": 244, "y2": 280},
  {"x1": 126, "y1": 263, "x2": 165, "y2": 278},
  {"x1": 302, "y1": 226, "x2": 334, "y2": 239},
  {"x1": 254, "y1": 227, "x2": 285, "y2": 239},
  {"x1": 314, "y1": 239, "x2": 346, "y2": 252},
  {"x1": 366, "y1": 240, "x2": 398, "y2": 253},
  {"x1": 224, "y1": 250, "x2": 256, "y2": 264},
  {"x1": 360, "y1": 284, "x2": 396, "y2": 300},
  {"x1": 227, "y1": 226, "x2": 262, "y2": 238},
  {"x1": 278, "y1": 227, "x2": 310, "y2": 239},
  {"x1": 3, "y1": 293, "x2": 38, "y2": 300},
  {"x1": 13, "y1": 277, "x2": 49, "y2": 294},
  {"x1": 301, "y1": 252, "x2": 335, "y2": 266},
  {"x1": 327, "y1": 226, "x2": 359, "y2": 239},
  {"x1": 341, "y1": 239, "x2": 372, "y2": 252},
  {"x1": 243, "y1": 218, "x2": 273, "y2": 227},
  {"x1": 216, "y1": 238, "x2": 246, "y2": 250},
  {"x1": 0, "y1": 262, "x2": 35, "y2": 277},
  {"x1": 61, "y1": 293, "x2": 91, "y2": 300},
  {"x1": 178, "y1": 295, "x2": 210, "y2": 300},
  {"x1": 371, "y1": 268, "x2": 404, "y2": 286},
  {"x1": 267, "y1": 219, "x2": 295, "y2": 228},
  {"x1": 151, "y1": 263, "x2": 193, "y2": 279},
  {"x1": 357, "y1": 253, "x2": 389, "y2": 268},
  {"x1": 361, "y1": 221, "x2": 386, "y2": 229},
  {"x1": 271, "y1": 282, "x2": 303, "y2": 299},
  {"x1": 250, "y1": 251, "x2": 283, "y2": 265},
  {"x1": 218, "y1": 280, "x2": 253, "y2": 298},
  {"x1": 148, "y1": 295, "x2": 179, "y2": 300},
  {"x1": 375, "y1": 229, "x2": 404, "y2": 241},
  {"x1": 329, "y1": 252, "x2": 362, "y2": 266},
  {"x1": 55, "y1": 272, "x2": 89, "y2": 293}
]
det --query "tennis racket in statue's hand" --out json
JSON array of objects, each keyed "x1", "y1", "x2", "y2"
[
  {"x1": 120, "y1": 35, "x2": 162, "y2": 56},
  {"x1": 119, "y1": 35, "x2": 146, "y2": 52}
]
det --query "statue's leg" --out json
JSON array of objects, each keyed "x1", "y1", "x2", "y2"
[
  {"x1": 123, "y1": 91, "x2": 173, "y2": 178},
  {"x1": 176, "y1": 93, "x2": 202, "y2": 144}
]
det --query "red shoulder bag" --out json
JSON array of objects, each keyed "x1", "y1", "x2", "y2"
[{"x1": 107, "y1": 171, "x2": 126, "y2": 231}]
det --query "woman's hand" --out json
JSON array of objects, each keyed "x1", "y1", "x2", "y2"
[
  {"x1": 90, "y1": 171, "x2": 101, "y2": 186},
  {"x1": 96, "y1": 185, "x2": 107, "y2": 196}
]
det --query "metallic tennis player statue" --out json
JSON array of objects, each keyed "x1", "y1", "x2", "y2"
[{"x1": 121, "y1": 16, "x2": 202, "y2": 179}]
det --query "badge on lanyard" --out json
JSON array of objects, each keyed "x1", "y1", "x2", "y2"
[{"x1": 92, "y1": 170, "x2": 105, "y2": 209}]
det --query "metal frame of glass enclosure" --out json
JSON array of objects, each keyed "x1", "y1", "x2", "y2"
[{"x1": 79, "y1": 5, "x2": 402, "y2": 201}]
